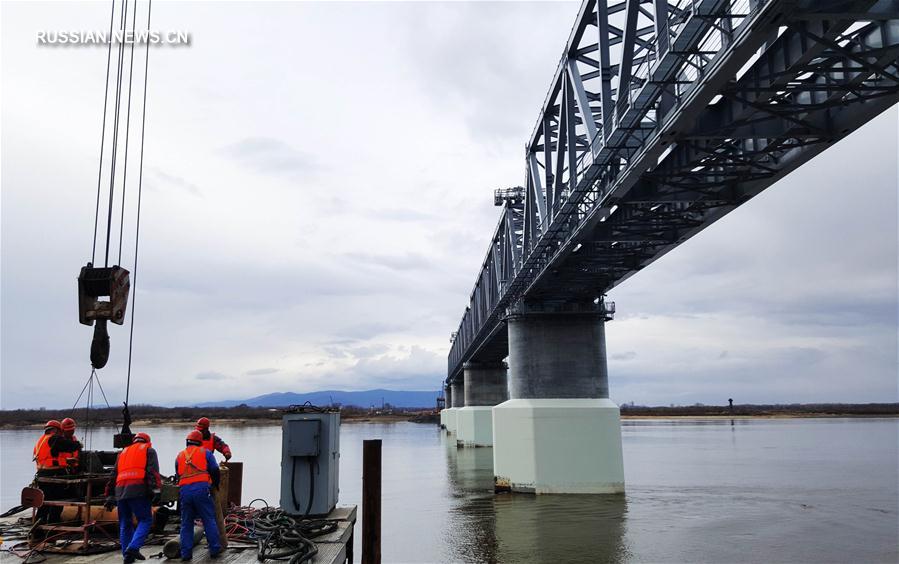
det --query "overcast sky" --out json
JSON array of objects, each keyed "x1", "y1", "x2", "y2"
[{"x1": 1, "y1": 1, "x2": 896, "y2": 410}]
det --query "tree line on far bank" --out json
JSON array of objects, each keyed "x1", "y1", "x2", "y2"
[
  {"x1": 0, "y1": 403, "x2": 421, "y2": 427},
  {"x1": 1, "y1": 402, "x2": 897, "y2": 427},
  {"x1": 619, "y1": 402, "x2": 899, "y2": 416}
]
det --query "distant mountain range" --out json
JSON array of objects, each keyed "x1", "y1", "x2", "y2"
[{"x1": 195, "y1": 389, "x2": 440, "y2": 409}]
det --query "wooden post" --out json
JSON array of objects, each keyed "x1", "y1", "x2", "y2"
[
  {"x1": 213, "y1": 465, "x2": 230, "y2": 548},
  {"x1": 361, "y1": 439, "x2": 381, "y2": 564},
  {"x1": 222, "y1": 461, "x2": 243, "y2": 507}
]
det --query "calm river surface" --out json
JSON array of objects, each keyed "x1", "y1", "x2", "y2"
[{"x1": 1, "y1": 418, "x2": 896, "y2": 563}]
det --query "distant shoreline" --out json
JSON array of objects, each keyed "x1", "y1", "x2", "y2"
[{"x1": 0, "y1": 404, "x2": 899, "y2": 429}]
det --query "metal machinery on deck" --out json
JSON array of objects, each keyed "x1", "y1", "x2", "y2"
[
  {"x1": 280, "y1": 407, "x2": 340, "y2": 517},
  {"x1": 27, "y1": 451, "x2": 120, "y2": 554}
]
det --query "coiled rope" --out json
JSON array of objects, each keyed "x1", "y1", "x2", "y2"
[{"x1": 224, "y1": 503, "x2": 338, "y2": 564}]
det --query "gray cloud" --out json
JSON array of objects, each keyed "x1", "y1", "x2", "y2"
[
  {"x1": 368, "y1": 208, "x2": 435, "y2": 222},
  {"x1": 220, "y1": 137, "x2": 319, "y2": 176},
  {"x1": 151, "y1": 169, "x2": 202, "y2": 197},
  {"x1": 245, "y1": 368, "x2": 279, "y2": 376},
  {"x1": 611, "y1": 351, "x2": 637, "y2": 361},
  {"x1": 344, "y1": 252, "x2": 431, "y2": 272},
  {"x1": 334, "y1": 323, "x2": 407, "y2": 341},
  {"x1": 195, "y1": 371, "x2": 229, "y2": 381}
]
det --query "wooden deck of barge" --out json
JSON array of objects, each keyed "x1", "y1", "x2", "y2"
[{"x1": 0, "y1": 506, "x2": 356, "y2": 564}]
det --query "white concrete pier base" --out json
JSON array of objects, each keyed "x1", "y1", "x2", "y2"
[
  {"x1": 444, "y1": 408, "x2": 458, "y2": 434},
  {"x1": 493, "y1": 398, "x2": 624, "y2": 494},
  {"x1": 456, "y1": 406, "x2": 494, "y2": 447},
  {"x1": 455, "y1": 409, "x2": 468, "y2": 444},
  {"x1": 439, "y1": 409, "x2": 446, "y2": 429}
]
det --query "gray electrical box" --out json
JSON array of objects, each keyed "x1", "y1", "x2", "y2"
[{"x1": 280, "y1": 409, "x2": 339, "y2": 516}]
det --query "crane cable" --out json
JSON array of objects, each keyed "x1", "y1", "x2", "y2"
[
  {"x1": 124, "y1": 0, "x2": 152, "y2": 410},
  {"x1": 91, "y1": 0, "x2": 116, "y2": 265},
  {"x1": 103, "y1": 0, "x2": 129, "y2": 268},
  {"x1": 79, "y1": 0, "x2": 152, "y2": 435}
]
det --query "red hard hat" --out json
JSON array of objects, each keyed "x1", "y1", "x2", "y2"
[
  {"x1": 61, "y1": 418, "x2": 76, "y2": 432},
  {"x1": 196, "y1": 417, "x2": 210, "y2": 429},
  {"x1": 45, "y1": 420, "x2": 62, "y2": 430},
  {"x1": 134, "y1": 432, "x2": 151, "y2": 444},
  {"x1": 186, "y1": 430, "x2": 204, "y2": 444}
]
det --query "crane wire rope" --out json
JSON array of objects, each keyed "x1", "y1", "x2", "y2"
[
  {"x1": 103, "y1": 0, "x2": 130, "y2": 268},
  {"x1": 117, "y1": 0, "x2": 139, "y2": 266},
  {"x1": 79, "y1": 0, "x2": 127, "y2": 439},
  {"x1": 124, "y1": 0, "x2": 152, "y2": 408},
  {"x1": 91, "y1": 0, "x2": 117, "y2": 264},
  {"x1": 70, "y1": 368, "x2": 112, "y2": 451},
  {"x1": 78, "y1": 0, "x2": 151, "y2": 435}
]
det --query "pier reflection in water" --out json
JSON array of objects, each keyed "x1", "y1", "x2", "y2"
[
  {"x1": 443, "y1": 438, "x2": 628, "y2": 564},
  {"x1": 2, "y1": 418, "x2": 896, "y2": 563}
]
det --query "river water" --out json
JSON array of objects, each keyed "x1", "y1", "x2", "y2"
[{"x1": 1, "y1": 418, "x2": 896, "y2": 563}]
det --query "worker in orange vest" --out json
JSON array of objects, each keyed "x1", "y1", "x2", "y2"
[
  {"x1": 195, "y1": 417, "x2": 232, "y2": 460},
  {"x1": 33, "y1": 419, "x2": 82, "y2": 523},
  {"x1": 56, "y1": 417, "x2": 82, "y2": 469},
  {"x1": 175, "y1": 430, "x2": 222, "y2": 560},
  {"x1": 33, "y1": 420, "x2": 61, "y2": 471},
  {"x1": 104, "y1": 432, "x2": 162, "y2": 563}
]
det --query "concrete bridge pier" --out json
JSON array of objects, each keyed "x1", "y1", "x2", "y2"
[
  {"x1": 445, "y1": 378, "x2": 463, "y2": 435},
  {"x1": 493, "y1": 306, "x2": 624, "y2": 494},
  {"x1": 440, "y1": 385, "x2": 450, "y2": 429},
  {"x1": 457, "y1": 361, "x2": 508, "y2": 447}
]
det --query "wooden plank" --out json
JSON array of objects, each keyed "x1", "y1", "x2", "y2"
[
  {"x1": 311, "y1": 542, "x2": 345, "y2": 564},
  {"x1": 0, "y1": 506, "x2": 358, "y2": 564}
]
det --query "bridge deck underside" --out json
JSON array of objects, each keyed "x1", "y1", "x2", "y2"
[{"x1": 448, "y1": 0, "x2": 899, "y2": 382}]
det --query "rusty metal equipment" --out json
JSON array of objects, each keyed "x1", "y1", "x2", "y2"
[
  {"x1": 25, "y1": 450, "x2": 119, "y2": 554},
  {"x1": 28, "y1": 473, "x2": 118, "y2": 554},
  {"x1": 223, "y1": 461, "x2": 244, "y2": 507}
]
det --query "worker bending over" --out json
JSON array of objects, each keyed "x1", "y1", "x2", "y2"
[
  {"x1": 105, "y1": 432, "x2": 162, "y2": 564},
  {"x1": 33, "y1": 419, "x2": 83, "y2": 523},
  {"x1": 176, "y1": 430, "x2": 222, "y2": 560},
  {"x1": 195, "y1": 417, "x2": 232, "y2": 460}
]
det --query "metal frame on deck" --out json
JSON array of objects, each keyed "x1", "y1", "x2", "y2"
[
  {"x1": 448, "y1": 0, "x2": 899, "y2": 381},
  {"x1": 30, "y1": 474, "x2": 118, "y2": 554}
]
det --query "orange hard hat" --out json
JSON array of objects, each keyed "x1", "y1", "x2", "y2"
[
  {"x1": 196, "y1": 417, "x2": 210, "y2": 429},
  {"x1": 186, "y1": 430, "x2": 203, "y2": 444},
  {"x1": 45, "y1": 420, "x2": 62, "y2": 430},
  {"x1": 134, "y1": 432, "x2": 151, "y2": 444},
  {"x1": 61, "y1": 418, "x2": 76, "y2": 432}
]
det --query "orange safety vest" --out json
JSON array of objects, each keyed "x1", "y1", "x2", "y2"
[
  {"x1": 200, "y1": 432, "x2": 216, "y2": 453},
  {"x1": 56, "y1": 434, "x2": 80, "y2": 467},
  {"x1": 177, "y1": 446, "x2": 211, "y2": 486},
  {"x1": 33, "y1": 434, "x2": 56, "y2": 469},
  {"x1": 116, "y1": 443, "x2": 149, "y2": 485}
]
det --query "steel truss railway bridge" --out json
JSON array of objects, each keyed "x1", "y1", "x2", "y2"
[{"x1": 441, "y1": 0, "x2": 899, "y2": 494}]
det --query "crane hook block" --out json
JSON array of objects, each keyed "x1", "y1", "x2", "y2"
[{"x1": 77, "y1": 263, "x2": 131, "y2": 326}]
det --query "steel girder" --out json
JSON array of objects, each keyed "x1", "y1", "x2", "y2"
[{"x1": 447, "y1": 0, "x2": 899, "y2": 382}]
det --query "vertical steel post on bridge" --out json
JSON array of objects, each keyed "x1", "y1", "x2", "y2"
[
  {"x1": 457, "y1": 362, "x2": 509, "y2": 448},
  {"x1": 493, "y1": 303, "x2": 624, "y2": 494}
]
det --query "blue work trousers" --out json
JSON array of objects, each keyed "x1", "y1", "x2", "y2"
[
  {"x1": 117, "y1": 496, "x2": 153, "y2": 555},
  {"x1": 179, "y1": 483, "x2": 221, "y2": 558}
]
